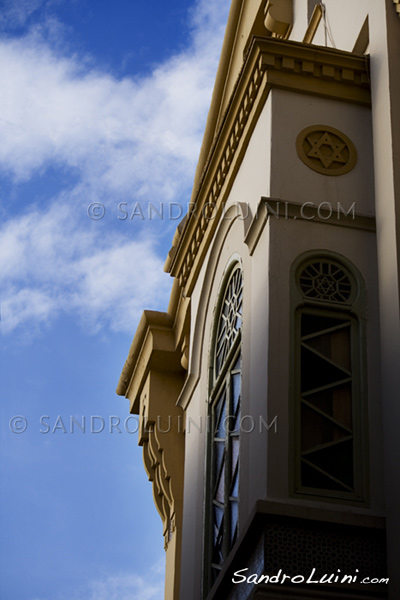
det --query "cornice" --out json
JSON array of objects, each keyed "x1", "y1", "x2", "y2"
[
  {"x1": 116, "y1": 310, "x2": 170, "y2": 394},
  {"x1": 116, "y1": 310, "x2": 182, "y2": 409},
  {"x1": 166, "y1": 36, "x2": 371, "y2": 297},
  {"x1": 245, "y1": 198, "x2": 376, "y2": 257}
]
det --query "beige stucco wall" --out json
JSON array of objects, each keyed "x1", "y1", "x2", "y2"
[
  {"x1": 269, "y1": 89, "x2": 375, "y2": 217},
  {"x1": 179, "y1": 70, "x2": 386, "y2": 595}
]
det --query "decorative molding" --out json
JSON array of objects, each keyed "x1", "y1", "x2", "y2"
[
  {"x1": 117, "y1": 311, "x2": 172, "y2": 397},
  {"x1": 296, "y1": 124, "x2": 357, "y2": 176},
  {"x1": 116, "y1": 303, "x2": 188, "y2": 600},
  {"x1": 297, "y1": 258, "x2": 354, "y2": 304},
  {"x1": 394, "y1": 0, "x2": 400, "y2": 17},
  {"x1": 138, "y1": 370, "x2": 185, "y2": 550},
  {"x1": 244, "y1": 198, "x2": 376, "y2": 257},
  {"x1": 116, "y1": 310, "x2": 186, "y2": 550},
  {"x1": 117, "y1": 292, "x2": 190, "y2": 400},
  {"x1": 166, "y1": 37, "x2": 371, "y2": 294},
  {"x1": 117, "y1": 310, "x2": 182, "y2": 408}
]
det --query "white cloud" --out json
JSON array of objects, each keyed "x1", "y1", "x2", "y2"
[
  {"x1": 73, "y1": 236, "x2": 172, "y2": 333},
  {"x1": 0, "y1": 0, "x2": 46, "y2": 29},
  {"x1": 0, "y1": 202, "x2": 172, "y2": 335},
  {"x1": 0, "y1": 0, "x2": 230, "y2": 336},
  {"x1": 30, "y1": 559, "x2": 166, "y2": 600},
  {"x1": 0, "y1": 0, "x2": 229, "y2": 198},
  {"x1": 2, "y1": 286, "x2": 58, "y2": 333},
  {"x1": 86, "y1": 561, "x2": 165, "y2": 600}
]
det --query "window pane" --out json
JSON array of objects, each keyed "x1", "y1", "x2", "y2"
[
  {"x1": 301, "y1": 345, "x2": 350, "y2": 393},
  {"x1": 305, "y1": 384, "x2": 352, "y2": 430},
  {"x1": 214, "y1": 461, "x2": 225, "y2": 504},
  {"x1": 304, "y1": 326, "x2": 351, "y2": 372},
  {"x1": 230, "y1": 500, "x2": 238, "y2": 546},
  {"x1": 215, "y1": 266, "x2": 243, "y2": 377},
  {"x1": 301, "y1": 404, "x2": 351, "y2": 450},
  {"x1": 214, "y1": 392, "x2": 226, "y2": 439},
  {"x1": 299, "y1": 308, "x2": 355, "y2": 495},
  {"x1": 231, "y1": 436, "x2": 239, "y2": 479},
  {"x1": 230, "y1": 454, "x2": 239, "y2": 497},
  {"x1": 213, "y1": 504, "x2": 224, "y2": 544}
]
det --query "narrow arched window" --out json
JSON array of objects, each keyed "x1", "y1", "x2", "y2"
[
  {"x1": 293, "y1": 255, "x2": 366, "y2": 502},
  {"x1": 206, "y1": 262, "x2": 243, "y2": 588}
]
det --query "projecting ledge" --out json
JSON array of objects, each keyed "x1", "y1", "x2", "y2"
[
  {"x1": 116, "y1": 309, "x2": 185, "y2": 414},
  {"x1": 245, "y1": 197, "x2": 376, "y2": 256}
]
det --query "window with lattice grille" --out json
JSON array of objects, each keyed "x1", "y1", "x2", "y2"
[
  {"x1": 205, "y1": 263, "x2": 243, "y2": 590},
  {"x1": 293, "y1": 257, "x2": 365, "y2": 502}
]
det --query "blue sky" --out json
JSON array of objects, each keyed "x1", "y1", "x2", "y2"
[{"x1": 0, "y1": 1, "x2": 230, "y2": 598}]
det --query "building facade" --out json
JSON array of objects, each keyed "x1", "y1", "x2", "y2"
[{"x1": 117, "y1": 1, "x2": 400, "y2": 598}]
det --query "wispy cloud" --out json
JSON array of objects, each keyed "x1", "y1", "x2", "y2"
[
  {"x1": 86, "y1": 561, "x2": 165, "y2": 600},
  {"x1": 0, "y1": 0, "x2": 228, "y2": 195},
  {"x1": 0, "y1": 202, "x2": 171, "y2": 335},
  {"x1": 0, "y1": 0, "x2": 230, "y2": 336},
  {"x1": 0, "y1": 0, "x2": 46, "y2": 30},
  {"x1": 30, "y1": 558, "x2": 166, "y2": 600}
]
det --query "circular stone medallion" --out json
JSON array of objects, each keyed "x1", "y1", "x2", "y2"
[{"x1": 296, "y1": 125, "x2": 357, "y2": 176}]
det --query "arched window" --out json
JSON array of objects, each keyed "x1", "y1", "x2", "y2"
[
  {"x1": 292, "y1": 255, "x2": 367, "y2": 502},
  {"x1": 205, "y1": 262, "x2": 243, "y2": 588}
]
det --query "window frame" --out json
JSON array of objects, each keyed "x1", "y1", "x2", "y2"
[
  {"x1": 290, "y1": 252, "x2": 368, "y2": 505},
  {"x1": 203, "y1": 261, "x2": 243, "y2": 595}
]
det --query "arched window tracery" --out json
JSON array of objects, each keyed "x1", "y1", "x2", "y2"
[{"x1": 206, "y1": 262, "x2": 243, "y2": 588}]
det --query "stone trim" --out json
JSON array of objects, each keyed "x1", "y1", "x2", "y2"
[
  {"x1": 244, "y1": 198, "x2": 376, "y2": 257},
  {"x1": 117, "y1": 290, "x2": 190, "y2": 404},
  {"x1": 166, "y1": 37, "x2": 371, "y2": 297},
  {"x1": 117, "y1": 310, "x2": 182, "y2": 410},
  {"x1": 138, "y1": 370, "x2": 185, "y2": 546},
  {"x1": 117, "y1": 311, "x2": 186, "y2": 599},
  {"x1": 117, "y1": 310, "x2": 173, "y2": 398}
]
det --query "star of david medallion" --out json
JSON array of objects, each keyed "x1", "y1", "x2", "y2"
[{"x1": 296, "y1": 125, "x2": 357, "y2": 176}]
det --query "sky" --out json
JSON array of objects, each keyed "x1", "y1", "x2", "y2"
[{"x1": 0, "y1": 1, "x2": 230, "y2": 598}]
